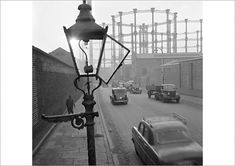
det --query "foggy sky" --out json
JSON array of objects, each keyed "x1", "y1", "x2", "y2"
[{"x1": 32, "y1": 1, "x2": 202, "y2": 53}]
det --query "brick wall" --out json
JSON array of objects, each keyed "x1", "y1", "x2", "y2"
[{"x1": 33, "y1": 46, "x2": 85, "y2": 149}]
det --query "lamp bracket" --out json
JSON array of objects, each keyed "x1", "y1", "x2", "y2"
[
  {"x1": 41, "y1": 111, "x2": 99, "y2": 130},
  {"x1": 74, "y1": 75, "x2": 103, "y2": 96}
]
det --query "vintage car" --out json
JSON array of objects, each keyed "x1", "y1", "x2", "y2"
[
  {"x1": 124, "y1": 80, "x2": 134, "y2": 91},
  {"x1": 132, "y1": 113, "x2": 202, "y2": 165},
  {"x1": 146, "y1": 84, "x2": 162, "y2": 98},
  {"x1": 118, "y1": 81, "x2": 125, "y2": 87},
  {"x1": 155, "y1": 84, "x2": 180, "y2": 103},
  {"x1": 110, "y1": 88, "x2": 128, "y2": 105},
  {"x1": 129, "y1": 85, "x2": 142, "y2": 94}
]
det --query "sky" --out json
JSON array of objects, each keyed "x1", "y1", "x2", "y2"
[{"x1": 32, "y1": 1, "x2": 202, "y2": 53}]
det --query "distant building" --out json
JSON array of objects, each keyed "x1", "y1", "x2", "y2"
[{"x1": 134, "y1": 52, "x2": 202, "y2": 87}]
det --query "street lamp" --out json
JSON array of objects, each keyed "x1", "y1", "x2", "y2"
[
  {"x1": 155, "y1": 47, "x2": 165, "y2": 84},
  {"x1": 41, "y1": 0, "x2": 130, "y2": 165}
]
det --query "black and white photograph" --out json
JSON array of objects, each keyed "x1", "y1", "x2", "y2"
[{"x1": 0, "y1": 1, "x2": 234, "y2": 166}]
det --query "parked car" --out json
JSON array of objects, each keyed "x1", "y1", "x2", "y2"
[
  {"x1": 131, "y1": 113, "x2": 202, "y2": 165},
  {"x1": 118, "y1": 81, "x2": 125, "y2": 87},
  {"x1": 110, "y1": 88, "x2": 128, "y2": 105},
  {"x1": 154, "y1": 84, "x2": 180, "y2": 103},
  {"x1": 146, "y1": 84, "x2": 162, "y2": 98}
]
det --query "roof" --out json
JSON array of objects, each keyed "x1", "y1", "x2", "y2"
[
  {"x1": 112, "y1": 87, "x2": 127, "y2": 91},
  {"x1": 143, "y1": 113, "x2": 187, "y2": 130},
  {"x1": 160, "y1": 56, "x2": 202, "y2": 67},
  {"x1": 33, "y1": 46, "x2": 73, "y2": 68},
  {"x1": 151, "y1": 121, "x2": 187, "y2": 131},
  {"x1": 162, "y1": 84, "x2": 176, "y2": 86},
  {"x1": 49, "y1": 47, "x2": 74, "y2": 67},
  {"x1": 136, "y1": 53, "x2": 202, "y2": 60}
]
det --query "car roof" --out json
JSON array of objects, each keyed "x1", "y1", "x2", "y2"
[
  {"x1": 151, "y1": 121, "x2": 187, "y2": 131},
  {"x1": 112, "y1": 87, "x2": 126, "y2": 90},
  {"x1": 161, "y1": 84, "x2": 176, "y2": 86},
  {"x1": 143, "y1": 113, "x2": 187, "y2": 130}
]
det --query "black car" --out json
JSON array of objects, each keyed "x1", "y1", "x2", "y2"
[
  {"x1": 155, "y1": 84, "x2": 180, "y2": 103},
  {"x1": 132, "y1": 113, "x2": 202, "y2": 165},
  {"x1": 110, "y1": 88, "x2": 128, "y2": 105},
  {"x1": 146, "y1": 84, "x2": 162, "y2": 98}
]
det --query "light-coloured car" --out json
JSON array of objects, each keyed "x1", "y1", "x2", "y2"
[{"x1": 132, "y1": 113, "x2": 202, "y2": 165}]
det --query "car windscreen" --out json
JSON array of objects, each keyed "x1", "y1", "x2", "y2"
[
  {"x1": 113, "y1": 89, "x2": 126, "y2": 95},
  {"x1": 163, "y1": 85, "x2": 176, "y2": 91},
  {"x1": 156, "y1": 129, "x2": 191, "y2": 144}
]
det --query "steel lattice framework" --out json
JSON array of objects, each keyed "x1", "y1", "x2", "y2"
[{"x1": 91, "y1": 8, "x2": 203, "y2": 68}]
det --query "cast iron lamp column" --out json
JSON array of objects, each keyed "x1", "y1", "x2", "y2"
[{"x1": 63, "y1": 0, "x2": 106, "y2": 164}]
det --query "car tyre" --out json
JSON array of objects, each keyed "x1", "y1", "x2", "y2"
[
  {"x1": 133, "y1": 144, "x2": 139, "y2": 156},
  {"x1": 176, "y1": 98, "x2": 180, "y2": 103},
  {"x1": 155, "y1": 95, "x2": 159, "y2": 100}
]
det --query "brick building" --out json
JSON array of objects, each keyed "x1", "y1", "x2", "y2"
[{"x1": 133, "y1": 53, "x2": 202, "y2": 97}]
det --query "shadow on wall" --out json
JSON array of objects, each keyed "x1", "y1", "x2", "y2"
[{"x1": 32, "y1": 46, "x2": 86, "y2": 150}]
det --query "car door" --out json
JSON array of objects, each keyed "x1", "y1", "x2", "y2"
[
  {"x1": 135, "y1": 122, "x2": 145, "y2": 160},
  {"x1": 141, "y1": 125, "x2": 150, "y2": 163},
  {"x1": 142, "y1": 125, "x2": 158, "y2": 164}
]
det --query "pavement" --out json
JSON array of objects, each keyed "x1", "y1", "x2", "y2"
[
  {"x1": 180, "y1": 94, "x2": 202, "y2": 106},
  {"x1": 33, "y1": 93, "x2": 116, "y2": 166}
]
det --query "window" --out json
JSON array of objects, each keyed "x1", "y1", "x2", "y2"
[
  {"x1": 143, "y1": 126, "x2": 149, "y2": 142},
  {"x1": 138, "y1": 123, "x2": 144, "y2": 135},
  {"x1": 156, "y1": 129, "x2": 191, "y2": 144}
]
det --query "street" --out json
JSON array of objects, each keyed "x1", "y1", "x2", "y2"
[{"x1": 97, "y1": 87, "x2": 202, "y2": 165}]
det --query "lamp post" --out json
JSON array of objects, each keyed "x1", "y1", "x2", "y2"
[
  {"x1": 41, "y1": 1, "x2": 130, "y2": 165},
  {"x1": 155, "y1": 47, "x2": 165, "y2": 84}
]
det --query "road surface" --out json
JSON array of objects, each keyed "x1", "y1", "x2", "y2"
[{"x1": 97, "y1": 87, "x2": 202, "y2": 165}]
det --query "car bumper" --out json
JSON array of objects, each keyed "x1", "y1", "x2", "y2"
[
  {"x1": 132, "y1": 90, "x2": 141, "y2": 93},
  {"x1": 113, "y1": 99, "x2": 128, "y2": 103},
  {"x1": 163, "y1": 96, "x2": 180, "y2": 100}
]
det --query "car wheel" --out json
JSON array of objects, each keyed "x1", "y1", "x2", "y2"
[
  {"x1": 155, "y1": 95, "x2": 158, "y2": 100},
  {"x1": 176, "y1": 98, "x2": 180, "y2": 103},
  {"x1": 135, "y1": 147, "x2": 139, "y2": 156},
  {"x1": 148, "y1": 93, "x2": 151, "y2": 98},
  {"x1": 133, "y1": 144, "x2": 139, "y2": 156}
]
